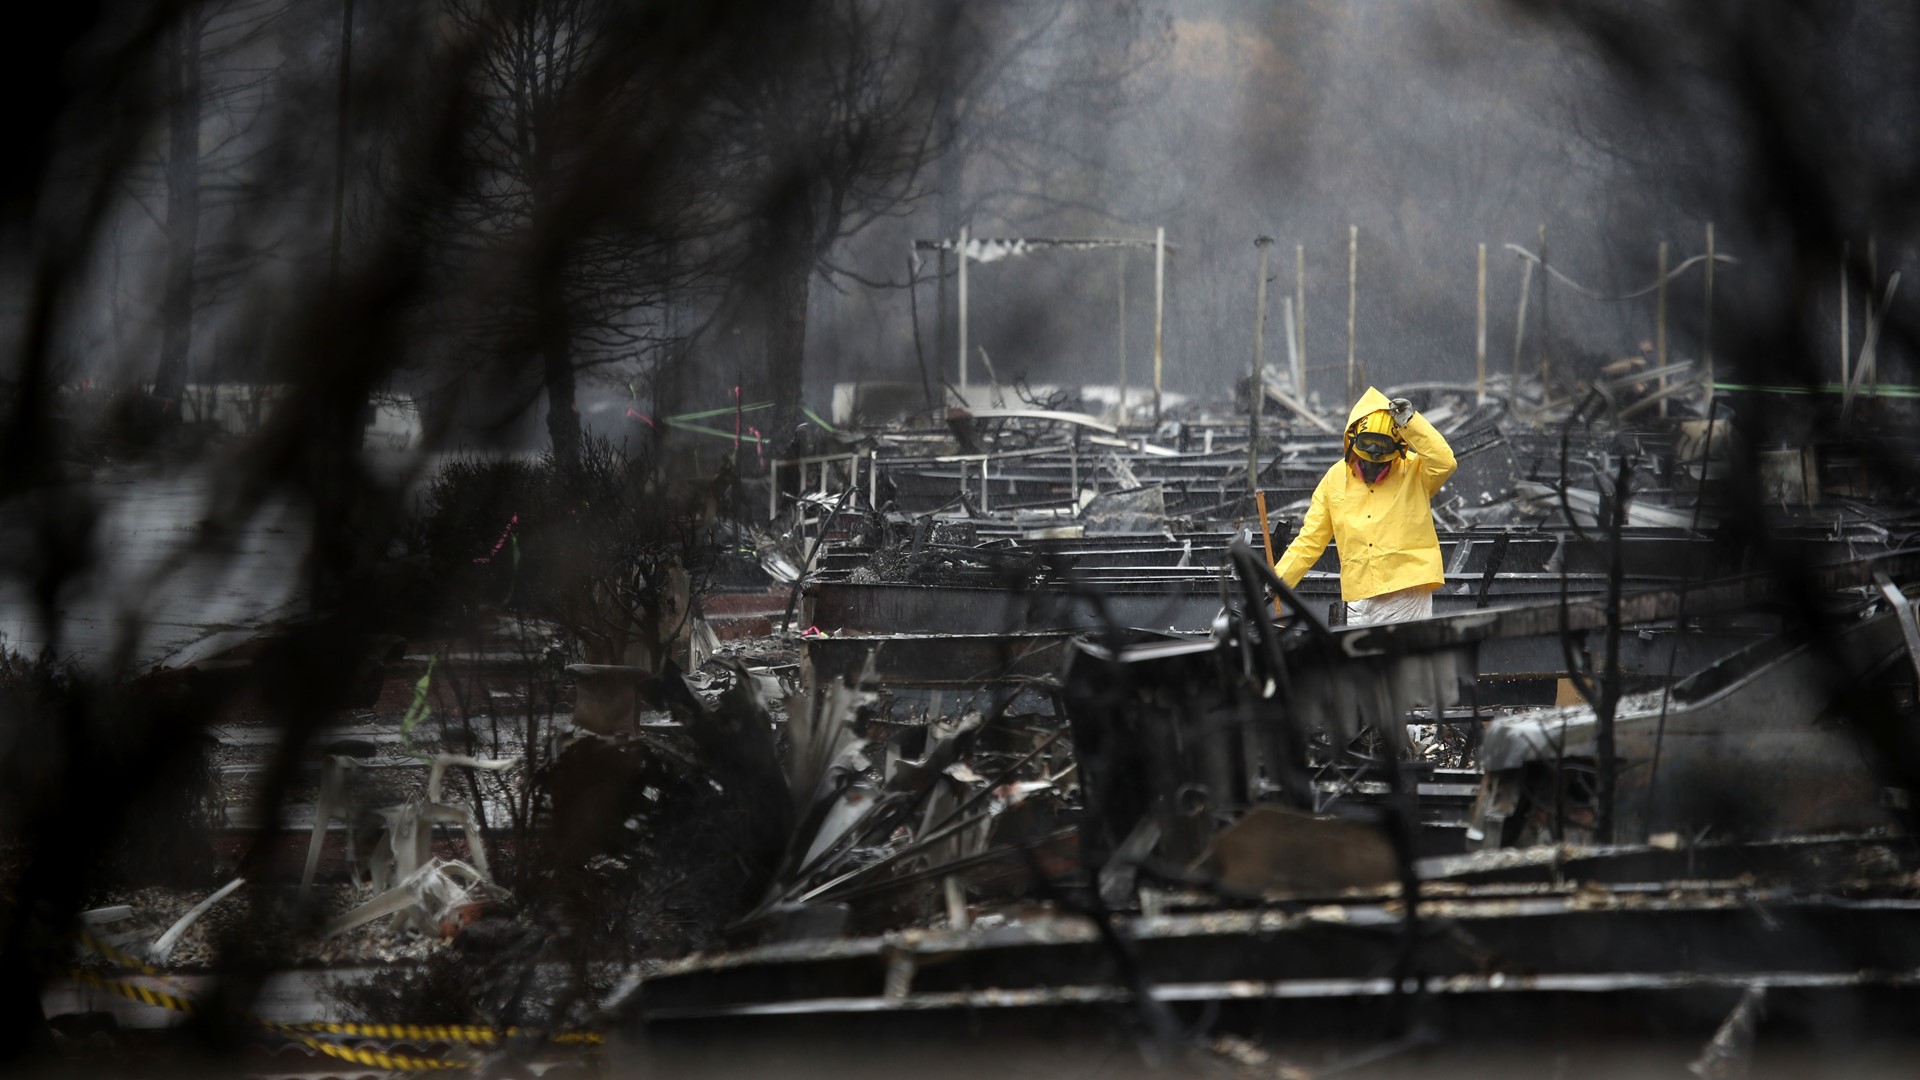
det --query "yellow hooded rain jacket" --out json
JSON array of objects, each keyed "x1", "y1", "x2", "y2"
[{"x1": 1274, "y1": 386, "x2": 1457, "y2": 602}]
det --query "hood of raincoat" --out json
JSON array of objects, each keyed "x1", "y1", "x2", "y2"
[{"x1": 1343, "y1": 386, "x2": 1396, "y2": 452}]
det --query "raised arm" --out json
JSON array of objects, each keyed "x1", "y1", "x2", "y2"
[{"x1": 1397, "y1": 408, "x2": 1456, "y2": 496}]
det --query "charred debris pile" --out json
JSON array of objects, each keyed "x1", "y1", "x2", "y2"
[
  {"x1": 28, "y1": 372, "x2": 1920, "y2": 1075},
  {"x1": 624, "y1": 368, "x2": 1920, "y2": 1068}
]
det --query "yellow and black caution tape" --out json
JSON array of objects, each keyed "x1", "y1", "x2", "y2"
[
  {"x1": 278, "y1": 1029, "x2": 470, "y2": 1073},
  {"x1": 70, "y1": 970, "x2": 199, "y2": 1016},
  {"x1": 75, "y1": 971, "x2": 470, "y2": 1070},
  {"x1": 64, "y1": 911, "x2": 605, "y2": 1069},
  {"x1": 269, "y1": 1021, "x2": 501, "y2": 1044},
  {"x1": 74, "y1": 926, "x2": 161, "y2": 976},
  {"x1": 272, "y1": 1020, "x2": 603, "y2": 1046},
  {"x1": 70, "y1": 968, "x2": 607, "y2": 1070}
]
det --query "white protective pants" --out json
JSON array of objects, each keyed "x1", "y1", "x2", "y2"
[{"x1": 1344, "y1": 585, "x2": 1434, "y2": 626}]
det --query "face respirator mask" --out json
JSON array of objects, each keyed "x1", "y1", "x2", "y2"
[{"x1": 1347, "y1": 425, "x2": 1402, "y2": 484}]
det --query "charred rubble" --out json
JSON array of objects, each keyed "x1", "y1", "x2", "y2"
[
  {"x1": 612, "y1": 367, "x2": 1920, "y2": 1074},
  {"x1": 19, "y1": 354, "x2": 1920, "y2": 1077}
]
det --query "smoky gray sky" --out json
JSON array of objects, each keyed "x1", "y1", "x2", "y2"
[
  {"x1": 810, "y1": 0, "x2": 1736, "y2": 408},
  {"x1": 21, "y1": 0, "x2": 1912, "y2": 444}
]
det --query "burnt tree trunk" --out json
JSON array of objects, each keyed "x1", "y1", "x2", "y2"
[
  {"x1": 762, "y1": 183, "x2": 815, "y2": 458},
  {"x1": 538, "y1": 276, "x2": 581, "y2": 469},
  {"x1": 152, "y1": 11, "x2": 202, "y2": 413}
]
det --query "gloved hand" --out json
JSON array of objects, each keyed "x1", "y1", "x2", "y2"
[{"x1": 1388, "y1": 397, "x2": 1415, "y2": 427}]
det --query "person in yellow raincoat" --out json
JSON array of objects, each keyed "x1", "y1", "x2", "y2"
[{"x1": 1274, "y1": 387, "x2": 1456, "y2": 625}]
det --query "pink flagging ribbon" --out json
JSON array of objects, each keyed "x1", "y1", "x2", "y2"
[{"x1": 473, "y1": 513, "x2": 520, "y2": 564}]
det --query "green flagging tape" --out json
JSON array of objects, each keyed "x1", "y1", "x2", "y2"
[
  {"x1": 668, "y1": 401, "x2": 773, "y2": 422},
  {"x1": 1712, "y1": 382, "x2": 1920, "y2": 399},
  {"x1": 800, "y1": 405, "x2": 839, "y2": 433},
  {"x1": 664, "y1": 418, "x2": 765, "y2": 445},
  {"x1": 399, "y1": 657, "x2": 434, "y2": 751},
  {"x1": 654, "y1": 401, "x2": 832, "y2": 440}
]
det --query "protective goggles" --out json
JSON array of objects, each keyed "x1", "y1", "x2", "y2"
[{"x1": 1349, "y1": 429, "x2": 1403, "y2": 463}]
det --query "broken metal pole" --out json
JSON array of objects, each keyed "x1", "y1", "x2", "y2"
[
  {"x1": 943, "y1": 875, "x2": 970, "y2": 930},
  {"x1": 957, "y1": 225, "x2": 969, "y2": 392},
  {"x1": 150, "y1": 877, "x2": 245, "y2": 964},
  {"x1": 1873, "y1": 572, "x2": 1920, "y2": 687},
  {"x1": 300, "y1": 754, "x2": 353, "y2": 894},
  {"x1": 1153, "y1": 225, "x2": 1166, "y2": 425},
  {"x1": 1282, "y1": 296, "x2": 1300, "y2": 400},
  {"x1": 1688, "y1": 985, "x2": 1766, "y2": 1080},
  {"x1": 1845, "y1": 271, "x2": 1903, "y2": 417}
]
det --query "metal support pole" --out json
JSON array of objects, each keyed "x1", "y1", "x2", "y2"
[
  {"x1": 1841, "y1": 240, "x2": 1851, "y2": 391},
  {"x1": 1282, "y1": 298, "x2": 1299, "y2": 402},
  {"x1": 957, "y1": 225, "x2": 969, "y2": 392},
  {"x1": 768, "y1": 460, "x2": 779, "y2": 522},
  {"x1": 1345, "y1": 224, "x2": 1358, "y2": 402},
  {"x1": 1537, "y1": 223, "x2": 1551, "y2": 392},
  {"x1": 1656, "y1": 240, "x2": 1669, "y2": 418},
  {"x1": 1153, "y1": 226, "x2": 1166, "y2": 425},
  {"x1": 1475, "y1": 242, "x2": 1488, "y2": 404},
  {"x1": 1703, "y1": 223, "x2": 1715, "y2": 411},
  {"x1": 1512, "y1": 255, "x2": 1534, "y2": 384},
  {"x1": 1295, "y1": 243, "x2": 1307, "y2": 398},
  {"x1": 1250, "y1": 237, "x2": 1273, "y2": 494},
  {"x1": 1069, "y1": 438, "x2": 1079, "y2": 504},
  {"x1": 1867, "y1": 235, "x2": 1879, "y2": 397},
  {"x1": 1116, "y1": 249, "x2": 1127, "y2": 424},
  {"x1": 936, "y1": 246, "x2": 948, "y2": 401}
]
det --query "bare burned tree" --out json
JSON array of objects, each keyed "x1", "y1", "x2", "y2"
[
  {"x1": 393, "y1": 0, "x2": 724, "y2": 466},
  {"x1": 706, "y1": 1, "x2": 949, "y2": 442},
  {"x1": 143, "y1": 1, "x2": 293, "y2": 417}
]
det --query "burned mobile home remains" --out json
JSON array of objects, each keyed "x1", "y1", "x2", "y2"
[
  {"x1": 30, "y1": 348, "x2": 1920, "y2": 1074},
  {"x1": 613, "y1": 359, "x2": 1920, "y2": 1063}
]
